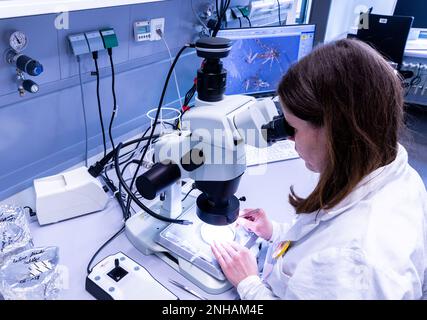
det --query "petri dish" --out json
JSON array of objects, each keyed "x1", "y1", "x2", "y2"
[{"x1": 200, "y1": 223, "x2": 236, "y2": 246}]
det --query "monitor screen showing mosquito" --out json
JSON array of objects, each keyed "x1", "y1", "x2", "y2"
[{"x1": 217, "y1": 24, "x2": 315, "y2": 98}]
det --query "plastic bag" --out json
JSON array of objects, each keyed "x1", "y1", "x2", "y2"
[
  {"x1": 0, "y1": 222, "x2": 33, "y2": 265},
  {"x1": 0, "y1": 246, "x2": 64, "y2": 300},
  {"x1": 0, "y1": 205, "x2": 30, "y2": 231},
  {"x1": 0, "y1": 205, "x2": 33, "y2": 264}
]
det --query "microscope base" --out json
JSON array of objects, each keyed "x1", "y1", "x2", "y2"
[
  {"x1": 155, "y1": 251, "x2": 232, "y2": 295},
  {"x1": 125, "y1": 196, "x2": 232, "y2": 295}
]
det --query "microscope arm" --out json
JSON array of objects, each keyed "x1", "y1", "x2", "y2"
[{"x1": 149, "y1": 95, "x2": 284, "y2": 180}]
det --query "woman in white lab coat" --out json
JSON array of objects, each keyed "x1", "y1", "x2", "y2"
[{"x1": 211, "y1": 39, "x2": 427, "y2": 300}]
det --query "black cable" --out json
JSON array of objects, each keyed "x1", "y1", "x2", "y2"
[
  {"x1": 212, "y1": 0, "x2": 231, "y2": 37},
  {"x1": 277, "y1": 0, "x2": 282, "y2": 26},
  {"x1": 103, "y1": 165, "x2": 112, "y2": 182},
  {"x1": 100, "y1": 123, "x2": 164, "y2": 178},
  {"x1": 238, "y1": 17, "x2": 242, "y2": 28},
  {"x1": 245, "y1": 16, "x2": 252, "y2": 27},
  {"x1": 23, "y1": 206, "x2": 36, "y2": 217},
  {"x1": 114, "y1": 142, "x2": 192, "y2": 225},
  {"x1": 101, "y1": 144, "x2": 148, "y2": 220},
  {"x1": 87, "y1": 43, "x2": 196, "y2": 276},
  {"x1": 175, "y1": 80, "x2": 197, "y2": 129},
  {"x1": 108, "y1": 48, "x2": 117, "y2": 151},
  {"x1": 175, "y1": 71, "x2": 201, "y2": 130},
  {"x1": 87, "y1": 144, "x2": 143, "y2": 273},
  {"x1": 86, "y1": 136, "x2": 159, "y2": 275},
  {"x1": 405, "y1": 64, "x2": 422, "y2": 97},
  {"x1": 92, "y1": 52, "x2": 107, "y2": 158},
  {"x1": 124, "y1": 44, "x2": 194, "y2": 216},
  {"x1": 222, "y1": 0, "x2": 228, "y2": 28},
  {"x1": 111, "y1": 123, "x2": 168, "y2": 168},
  {"x1": 121, "y1": 159, "x2": 141, "y2": 178},
  {"x1": 87, "y1": 225, "x2": 125, "y2": 274},
  {"x1": 88, "y1": 133, "x2": 159, "y2": 178},
  {"x1": 117, "y1": 126, "x2": 151, "y2": 165},
  {"x1": 216, "y1": 0, "x2": 220, "y2": 22},
  {"x1": 173, "y1": 88, "x2": 197, "y2": 130},
  {"x1": 104, "y1": 168, "x2": 129, "y2": 217},
  {"x1": 100, "y1": 174, "x2": 127, "y2": 218},
  {"x1": 181, "y1": 185, "x2": 196, "y2": 202}
]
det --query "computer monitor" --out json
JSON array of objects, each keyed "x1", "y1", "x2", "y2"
[
  {"x1": 394, "y1": 0, "x2": 427, "y2": 29},
  {"x1": 217, "y1": 24, "x2": 315, "y2": 97},
  {"x1": 356, "y1": 14, "x2": 414, "y2": 67}
]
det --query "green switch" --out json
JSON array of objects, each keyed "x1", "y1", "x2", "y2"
[
  {"x1": 100, "y1": 28, "x2": 118, "y2": 49},
  {"x1": 238, "y1": 6, "x2": 251, "y2": 18}
]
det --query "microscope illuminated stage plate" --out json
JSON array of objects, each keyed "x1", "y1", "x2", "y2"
[
  {"x1": 157, "y1": 203, "x2": 255, "y2": 281},
  {"x1": 200, "y1": 224, "x2": 236, "y2": 246}
]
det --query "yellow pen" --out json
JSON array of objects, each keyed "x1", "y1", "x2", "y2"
[{"x1": 272, "y1": 240, "x2": 291, "y2": 260}]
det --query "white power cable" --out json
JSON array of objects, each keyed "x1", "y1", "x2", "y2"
[
  {"x1": 77, "y1": 56, "x2": 89, "y2": 167},
  {"x1": 157, "y1": 29, "x2": 184, "y2": 108},
  {"x1": 191, "y1": 0, "x2": 209, "y2": 30}
]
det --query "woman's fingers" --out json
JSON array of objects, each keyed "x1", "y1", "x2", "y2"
[
  {"x1": 239, "y1": 208, "x2": 260, "y2": 218},
  {"x1": 220, "y1": 242, "x2": 239, "y2": 258},
  {"x1": 211, "y1": 243, "x2": 227, "y2": 269},
  {"x1": 236, "y1": 217, "x2": 257, "y2": 233},
  {"x1": 212, "y1": 241, "x2": 233, "y2": 263},
  {"x1": 228, "y1": 241, "x2": 246, "y2": 252}
]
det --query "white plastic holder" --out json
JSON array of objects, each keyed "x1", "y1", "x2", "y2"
[
  {"x1": 33, "y1": 166, "x2": 109, "y2": 225},
  {"x1": 160, "y1": 180, "x2": 182, "y2": 218},
  {"x1": 145, "y1": 107, "x2": 181, "y2": 162}
]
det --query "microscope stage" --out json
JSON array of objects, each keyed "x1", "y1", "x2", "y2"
[{"x1": 157, "y1": 199, "x2": 255, "y2": 281}]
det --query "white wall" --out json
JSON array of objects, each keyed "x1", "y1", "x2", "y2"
[{"x1": 324, "y1": 0, "x2": 397, "y2": 42}]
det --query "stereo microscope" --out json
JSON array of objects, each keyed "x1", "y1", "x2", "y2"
[{"x1": 125, "y1": 37, "x2": 294, "y2": 294}]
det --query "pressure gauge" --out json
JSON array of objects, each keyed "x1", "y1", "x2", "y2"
[{"x1": 9, "y1": 31, "x2": 28, "y2": 52}]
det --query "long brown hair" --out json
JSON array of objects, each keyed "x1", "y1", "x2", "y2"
[{"x1": 278, "y1": 39, "x2": 404, "y2": 214}]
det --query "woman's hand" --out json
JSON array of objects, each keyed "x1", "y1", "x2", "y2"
[
  {"x1": 211, "y1": 241, "x2": 258, "y2": 287},
  {"x1": 237, "y1": 208, "x2": 273, "y2": 241}
]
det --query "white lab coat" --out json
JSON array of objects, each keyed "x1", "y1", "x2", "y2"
[{"x1": 237, "y1": 144, "x2": 427, "y2": 300}]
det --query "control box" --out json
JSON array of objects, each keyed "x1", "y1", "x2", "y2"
[
  {"x1": 86, "y1": 252, "x2": 178, "y2": 300},
  {"x1": 134, "y1": 21, "x2": 151, "y2": 42},
  {"x1": 133, "y1": 18, "x2": 165, "y2": 42}
]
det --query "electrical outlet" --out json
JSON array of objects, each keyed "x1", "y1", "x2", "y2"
[
  {"x1": 68, "y1": 33, "x2": 90, "y2": 56},
  {"x1": 84, "y1": 31, "x2": 104, "y2": 52},
  {"x1": 150, "y1": 17, "x2": 165, "y2": 41}
]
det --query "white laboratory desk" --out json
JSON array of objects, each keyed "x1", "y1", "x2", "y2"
[
  {"x1": 405, "y1": 38, "x2": 427, "y2": 58},
  {"x1": 405, "y1": 50, "x2": 427, "y2": 59},
  {"x1": 28, "y1": 158, "x2": 318, "y2": 300}
]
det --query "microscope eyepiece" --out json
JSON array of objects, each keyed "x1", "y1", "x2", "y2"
[
  {"x1": 262, "y1": 115, "x2": 295, "y2": 143},
  {"x1": 195, "y1": 37, "x2": 232, "y2": 60}
]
